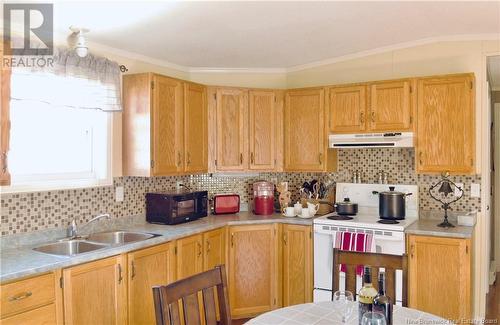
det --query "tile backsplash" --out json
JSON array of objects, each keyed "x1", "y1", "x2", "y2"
[{"x1": 1, "y1": 148, "x2": 481, "y2": 235}]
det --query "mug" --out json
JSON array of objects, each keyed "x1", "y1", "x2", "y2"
[
  {"x1": 300, "y1": 208, "x2": 310, "y2": 218},
  {"x1": 294, "y1": 202, "x2": 303, "y2": 215},
  {"x1": 307, "y1": 202, "x2": 320, "y2": 216},
  {"x1": 282, "y1": 207, "x2": 295, "y2": 217}
]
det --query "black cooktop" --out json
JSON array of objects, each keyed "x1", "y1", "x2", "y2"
[
  {"x1": 377, "y1": 219, "x2": 400, "y2": 224},
  {"x1": 327, "y1": 215, "x2": 354, "y2": 221}
]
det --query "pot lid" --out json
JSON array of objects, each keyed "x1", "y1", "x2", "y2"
[{"x1": 380, "y1": 186, "x2": 406, "y2": 195}]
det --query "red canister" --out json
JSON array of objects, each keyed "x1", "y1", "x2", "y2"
[{"x1": 253, "y1": 181, "x2": 275, "y2": 215}]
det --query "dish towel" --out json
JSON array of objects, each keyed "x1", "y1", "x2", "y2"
[{"x1": 334, "y1": 232, "x2": 374, "y2": 276}]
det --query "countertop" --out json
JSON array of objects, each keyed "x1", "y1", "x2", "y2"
[
  {"x1": 0, "y1": 212, "x2": 313, "y2": 283},
  {"x1": 405, "y1": 211, "x2": 475, "y2": 239}
]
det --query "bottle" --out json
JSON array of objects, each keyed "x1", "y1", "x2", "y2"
[
  {"x1": 373, "y1": 272, "x2": 393, "y2": 325},
  {"x1": 358, "y1": 266, "x2": 378, "y2": 324}
]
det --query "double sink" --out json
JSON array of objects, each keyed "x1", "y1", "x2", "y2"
[{"x1": 33, "y1": 231, "x2": 160, "y2": 257}]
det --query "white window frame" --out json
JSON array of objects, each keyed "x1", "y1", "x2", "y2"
[{"x1": 1, "y1": 113, "x2": 114, "y2": 194}]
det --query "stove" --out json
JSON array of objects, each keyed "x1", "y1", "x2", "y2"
[{"x1": 313, "y1": 182, "x2": 419, "y2": 304}]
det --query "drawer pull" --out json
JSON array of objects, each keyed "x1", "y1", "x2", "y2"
[{"x1": 8, "y1": 291, "x2": 32, "y2": 302}]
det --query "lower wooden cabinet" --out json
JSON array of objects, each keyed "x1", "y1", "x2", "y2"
[
  {"x1": 228, "y1": 224, "x2": 279, "y2": 318},
  {"x1": 282, "y1": 224, "x2": 313, "y2": 306},
  {"x1": 408, "y1": 234, "x2": 471, "y2": 321},
  {"x1": 177, "y1": 233, "x2": 204, "y2": 280},
  {"x1": 203, "y1": 227, "x2": 226, "y2": 271},
  {"x1": 62, "y1": 255, "x2": 127, "y2": 325},
  {"x1": 128, "y1": 243, "x2": 176, "y2": 325},
  {"x1": 0, "y1": 271, "x2": 63, "y2": 325}
]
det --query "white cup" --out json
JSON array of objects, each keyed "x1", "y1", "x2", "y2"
[
  {"x1": 282, "y1": 207, "x2": 296, "y2": 217},
  {"x1": 300, "y1": 208, "x2": 310, "y2": 218},
  {"x1": 294, "y1": 202, "x2": 303, "y2": 215},
  {"x1": 307, "y1": 202, "x2": 320, "y2": 216}
]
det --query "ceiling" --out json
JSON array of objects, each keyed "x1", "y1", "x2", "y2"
[{"x1": 51, "y1": 1, "x2": 500, "y2": 70}]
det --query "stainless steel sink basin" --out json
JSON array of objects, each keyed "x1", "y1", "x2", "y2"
[
  {"x1": 33, "y1": 240, "x2": 108, "y2": 256},
  {"x1": 86, "y1": 231, "x2": 157, "y2": 245}
]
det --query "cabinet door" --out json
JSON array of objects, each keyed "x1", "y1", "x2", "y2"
[
  {"x1": 249, "y1": 90, "x2": 276, "y2": 170},
  {"x1": 177, "y1": 234, "x2": 204, "y2": 280},
  {"x1": 284, "y1": 88, "x2": 325, "y2": 171},
  {"x1": 228, "y1": 224, "x2": 278, "y2": 318},
  {"x1": 416, "y1": 74, "x2": 475, "y2": 174},
  {"x1": 408, "y1": 235, "x2": 471, "y2": 321},
  {"x1": 282, "y1": 225, "x2": 312, "y2": 306},
  {"x1": 203, "y1": 227, "x2": 226, "y2": 271},
  {"x1": 184, "y1": 82, "x2": 208, "y2": 173},
  {"x1": 62, "y1": 255, "x2": 127, "y2": 325},
  {"x1": 152, "y1": 75, "x2": 184, "y2": 175},
  {"x1": 328, "y1": 85, "x2": 367, "y2": 133},
  {"x1": 215, "y1": 88, "x2": 248, "y2": 171},
  {"x1": 128, "y1": 243, "x2": 175, "y2": 325},
  {"x1": 369, "y1": 80, "x2": 413, "y2": 132}
]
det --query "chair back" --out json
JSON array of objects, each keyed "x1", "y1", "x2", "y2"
[
  {"x1": 332, "y1": 248, "x2": 408, "y2": 306},
  {"x1": 153, "y1": 265, "x2": 232, "y2": 325}
]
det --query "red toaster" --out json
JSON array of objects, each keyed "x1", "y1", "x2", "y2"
[{"x1": 213, "y1": 194, "x2": 240, "y2": 214}]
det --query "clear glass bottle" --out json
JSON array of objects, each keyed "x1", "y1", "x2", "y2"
[{"x1": 358, "y1": 266, "x2": 378, "y2": 324}]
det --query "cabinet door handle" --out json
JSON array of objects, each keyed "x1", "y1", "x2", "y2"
[
  {"x1": 177, "y1": 152, "x2": 182, "y2": 167},
  {"x1": 187, "y1": 152, "x2": 191, "y2": 166},
  {"x1": 371, "y1": 111, "x2": 375, "y2": 122},
  {"x1": 410, "y1": 244, "x2": 415, "y2": 258},
  {"x1": 197, "y1": 241, "x2": 202, "y2": 258},
  {"x1": 283, "y1": 233, "x2": 287, "y2": 246},
  {"x1": 231, "y1": 233, "x2": 234, "y2": 247},
  {"x1": 131, "y1": 261, "x2": 136, "y2": 280},
  {"x1": 1, "y1": 152, "x2": 7, "y2": 174},
  {"x1": 250, "y1": 152, "x2": 254, "y2": 164},
  {"x1": 419, "y1": 151, "x2": 423, "y2": 165},
  {"x1": 240, "y1": 153, "x2": 243, "y2": 165},
  {"x1": 318, "y1": 153, "x2": 322, "y2": 165},
  {"x1": 118, "y1": 264, "x2": 123, "y2": 284},
  {"x1": 360, "y1": 112, "x2": 365, "y2": 124},
  {"x1": 206, "y1": 240, "x2": 211, "y2": 254},
  {"x1": 8, "y1": 291, "x2": 32, "y2": 302}
]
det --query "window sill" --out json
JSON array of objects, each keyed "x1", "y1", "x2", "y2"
[{"x1": 1, "y1": 178, "x2": 114, "y2": 194}]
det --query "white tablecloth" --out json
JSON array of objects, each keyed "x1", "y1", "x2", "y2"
[{"x1": 246, "y1": 301, "x2": 451, "y2": 325}]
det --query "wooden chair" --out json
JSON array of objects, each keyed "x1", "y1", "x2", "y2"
[
  {"x1": 332, "y1": 248, "x2": 408, "y2": 306},
  {"x1": 153, "y1": 265, "x2": 232, "y2": 325}
]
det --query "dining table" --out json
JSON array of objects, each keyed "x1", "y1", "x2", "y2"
[{"x1": 246, "y1": 301, "x2": 451, "y2": 325}]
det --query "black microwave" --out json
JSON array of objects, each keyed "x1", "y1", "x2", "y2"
[{"x1": 146, "y1": 191, "x2": 208, "y2": 225}]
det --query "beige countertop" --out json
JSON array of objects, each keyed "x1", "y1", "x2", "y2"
[{"x1": 0, "y1": 212, "x2": 314, "y2": 283}]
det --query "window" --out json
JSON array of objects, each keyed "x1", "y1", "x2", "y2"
[{"x1": 3, "y1": 72, "x2": 113, "y2": 193}]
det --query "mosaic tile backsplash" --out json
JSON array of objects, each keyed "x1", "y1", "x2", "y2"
[{"x1": 1, "y1": 148, "x2": 481, "y2": 235}]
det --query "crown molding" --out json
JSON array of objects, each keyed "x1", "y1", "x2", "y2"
[{"x1": 188, "y1": 67, "x2": 287, "y2": 74}]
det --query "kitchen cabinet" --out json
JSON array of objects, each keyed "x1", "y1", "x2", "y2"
[
  {"x1": 416, "y1": 74, "x2": 475, "y2": 174},
  {"x1": 213, "y1": 88, "x2": 248, "y2": 171},
  {"x1": 408, "y1": 234, "x2": 471, "y2": 321},
  {"x1": 228, "y1": 224, "x2": 279, "y2": 318},
  {"x1": 177, "y1": 234, "x2": 204, "y2": 280},
  {"x1": 127, "y1": 243, "x2": 176, "y2": 325},
  {"x1": 368, "y1": 79, "x2": 414, "y2": 132},
  {"x1": 122, "y1": 73, "x2": 207, "y2": 176},
  {"x1": 0, "y1": 271, "x2": 63, "y2": 325},
  {"x1": 62, "y1": 255, "x2": 127, "y2": 325},
  {"x1": 327, "y1": 85, "x2": 367, "y2": 133},
  {"x1": 282, "y1": 224, "x2": 313, "y2": 306},
  {"x1": 284, "y1": 88, "x2": 330, "y2": 172},
  {"x1": 184, "y1": 82, "x2": 208, "y2": 173},
  {"x1": 203, "y1": 227, "x2": 226, "y2": 271}
]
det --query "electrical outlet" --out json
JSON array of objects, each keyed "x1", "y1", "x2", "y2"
[
  {"x1": 470, "y1": 183, "x2": 481, "y2": 198},
  {"x1": 454, "y1": 183, "x2": 463, "y2": 197},
  {"x1": 115, "y1": 186, "x2": 124, "y2": 202}
]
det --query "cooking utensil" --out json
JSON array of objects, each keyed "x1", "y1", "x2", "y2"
[
  {"x1": 334, "y1": 198, "x2": 358, "y2": 216},
  {"x1": 372, "y1": 186, "x2": 412, "y2": 220}
]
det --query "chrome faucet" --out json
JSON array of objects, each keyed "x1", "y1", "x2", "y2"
[{"x1": 67, "y1": 213, "x2": 111, "y2": 239}]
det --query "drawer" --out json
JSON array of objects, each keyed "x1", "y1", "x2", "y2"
[
  {"x1": 1, "y1": 273, "x2": 55, "y2": 317},
  {"x1": 0, "y1": 303, "x2": 56, "y2": 325}
]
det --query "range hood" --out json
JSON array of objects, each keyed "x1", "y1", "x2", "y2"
[{"x1": 328, "y1": 132, "x2": 414, "y2": 148}]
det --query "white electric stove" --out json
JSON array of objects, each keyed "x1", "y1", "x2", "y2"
[{"x1": 313, "y1": 182, "x2": 419, "y2": 304}]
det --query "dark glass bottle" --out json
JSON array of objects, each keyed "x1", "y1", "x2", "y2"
[
  {"x1": 373, "y1": 271, "x2": 393, "y2": 325},
  {"x1": 358, "y1": 266, "x2": 377, "y2": 324}
]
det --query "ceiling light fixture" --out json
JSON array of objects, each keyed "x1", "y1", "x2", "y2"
[{"x1": 70, "y1": 26, "x2": 90, "y2": 58}]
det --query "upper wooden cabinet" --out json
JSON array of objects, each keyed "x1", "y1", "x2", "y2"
[
  {"x1": 184, "y1": 82, "x2": 208, "y2": 173},
  {"x1": 228, "y1": 224, "x2": 279, "y2": 318},
  {"x1": 408, "y1": 234, "x2": 471, "y2": 321},
  {"x1": 122, "y1": 73, "x2": 207, "y2": 176},
  {"x1": 127, "y1": 243, "x2": 175, "y2": 325},
  {"x1": 328, "y1": 85, "x2": 367, "y2": 133},
  {"x1": 62, "y1": 255, "x2": 127, "y2": 325},
  {"x1": 214, "y1": 88, "x2": 248, "y2": 171},
  {"x1": 368, "y1": 79, "x2": 414, "y2": 132},
  {"x1": 416, "y1": 74, "x2": 475, "y2": 174},
  {"x1": 284, "y1": 88, "x2": 327, "y2": 171}
]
